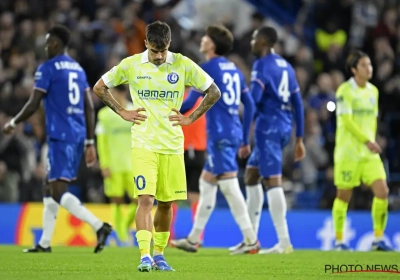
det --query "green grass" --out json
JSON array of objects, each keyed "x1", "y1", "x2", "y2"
[{"x1": 0, "y1": 246, "x2": 398, "y2": 279}]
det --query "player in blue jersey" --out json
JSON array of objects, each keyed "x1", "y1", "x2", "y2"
[
  {"x1": 170, "y1": 25, "x2": 259, "y2": 255},
  {"x1": 229, "y1": 26, "x2": 306, "y2": 254},
  {"x1": 3, "y1": 26, "x2": 112, "y2": 253}
]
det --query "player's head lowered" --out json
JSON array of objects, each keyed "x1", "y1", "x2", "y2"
[
  {"x1": 251, "y1": 26, "x2": 278, "y2": 58},
  {"x1": 45, "y1": 25, "x2": 70, "y2": 59},
  {"x1": 200, "y1": 25, "x2": 234, "y2": 57},
  {"x1": 346, "y1": 50, "x2": 373, "y2": 81},
  {"x1": 145, "y1": 21, "x2": 171, "y2": 66}
]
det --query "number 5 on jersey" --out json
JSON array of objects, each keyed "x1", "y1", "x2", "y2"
[{"x1": 68, "y1": 72, "x2": 80, "y2": 105}]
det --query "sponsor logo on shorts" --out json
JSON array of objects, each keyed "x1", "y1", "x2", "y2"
[{"x1": 175, "y1": 190, "x2": 186, "y2": 194}]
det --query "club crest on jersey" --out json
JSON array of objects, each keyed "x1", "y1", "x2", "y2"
[
  {"x1": 369, "y1": 97, "x2": 375, "y2": 105},
  {"x1": 167, "y1": 72, "x2": 179, "y2": 84}
]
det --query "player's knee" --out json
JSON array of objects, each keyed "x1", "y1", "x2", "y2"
[
  {"x1": 50, "y1": 181, "x2": 68, "y2": 202},
  {"x1": 372, "y1": 180, "x2": 389, "y2": 199},
  {"x1": 244, "y1": 168, "x2": 260, "y2": 185},
  {"x1": 137, "y1": 195, "x2": 154, "y2": 211},
  {"x1": 336, "y1": 189, "x2": 352, "y2": 203},
  {"x1": 157, "y1": 201, "x2": 173, "y2": 213}
]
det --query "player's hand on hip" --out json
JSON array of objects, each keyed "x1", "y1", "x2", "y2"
[
  {"x1": 366, "y1": 141, "x2": 382, "y2": 153},
  {"x1": 238, "y1": 145, "x2": 251, "y2": 158},
  {"x1": 294, "y1": 138, "x2": 306, "y2": 162},
  {"x1": 85, "y1": 145, "x2": 97, "y2": 167},
  {"x1": 2, "y1": 122, "x2": 15, "y2": 134},
  {"x1": 169, "y1": 108, "x2": 192, "y2": 126},
  {"x1": 101, "y1": 168, "x2": 111, "y2": 178},
  {"x1": 119, "y1": 108, "x2": 147, "y2": 125}
]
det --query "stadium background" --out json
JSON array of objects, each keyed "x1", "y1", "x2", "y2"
[{"x1": 0, "y1": 0, "x2": 399, "y2": 250}]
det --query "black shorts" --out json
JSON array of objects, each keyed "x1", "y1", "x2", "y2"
[{"x1": 184, "y1": 150, "x2": 206, "y2": 193}]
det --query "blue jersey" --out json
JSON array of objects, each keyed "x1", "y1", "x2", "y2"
[
  {"x1": 251, "y1": 53, "x2": 300, "y2": 132},
  {"x1": 34, "y1": 54, "x2": 89, "y2": 142},
  {"x1": 201, "y1": 57, "x2": 249, "y2": 141}
]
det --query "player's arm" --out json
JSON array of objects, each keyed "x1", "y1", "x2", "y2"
[
  {"x1": 93, "y1": 60, "x2": 146, "y2": 124},
  {"x1": 240, "y1": 87, "x2": 255, "y2": 146},
  {"x1": 250, "y1": 60, "x2": 267, "y2": 106},
  {"x1": 184, "y1": 59, "x2": 220, "y2": 123},
  {"x1": 95, "y1": 112, "x2": 111, "y2": 177},
  {"x1": 188, "y1": 82, "x2": 220, "y2": 123},
  {"x1": 180, "y1": 89, "x2": 204, "y2": 115},
  {"x1": 84, "y1": 88, "x2": 95, "y2": 144},
  {"x1": 3, "y1": 64, "x2": 49, "y2": 133}
]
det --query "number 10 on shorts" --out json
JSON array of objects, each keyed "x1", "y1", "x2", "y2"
[{"x1": 135, "y1": 175, "x2": 146, "y2": 190}]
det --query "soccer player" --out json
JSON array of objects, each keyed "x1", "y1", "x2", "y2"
[
  {"x1": 95, "y1": 85, "x2": 138, "y2": 245},
  {"x1": 2, "y1": 25, "x2": 112, "y2": 253},
  {"x1": 332, "y1": 51, "x2": 392, "y2": 251},
  {"x1": 230, "y1": 26, "x2": 305, "y2": 254},
  {"x1": 170, "y1": 25, "x2": 259, "y2": 255},
  {"x1": 93, "y1": 21, "x2": 220, "y2": 272}
]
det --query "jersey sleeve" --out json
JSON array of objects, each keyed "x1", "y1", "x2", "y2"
[
  {"x1": 336, "y1": 84, "x2": 353, "y2": 115},
  {"x1": 250, "y1": 60, "x2": 268, "y2": 90},
  {"x1": 183, "y1": 57, "x2": 213, "y2": 92},
  {"x1": 102, "y1": 58, "x2": 130, "y2": 88},
  {"x1": 289, "y1": 68, "x2": 300, "y2": 94},
  {"x1": 34, "y1": 64, "x2": 52, "y2": 93},
  {"x1": 239, "y1": 71, "x2": 249, "y2": 94}
]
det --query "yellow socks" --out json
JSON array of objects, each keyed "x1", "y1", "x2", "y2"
[
  {"x1": 124, "y1": 203, "x2": 138, "y2": 232},
  {"x1": 372, "y1": 197, "x2": 388, "y2": 241},
  {"x1": 136, "y1": 230, "x2": 152, "y2": 257},
  {"x1": 111, "y1": 204, "x2": 126, "y2": 242},
  {"x1": 153, "y1": 232, "x2": 170, "y2": 256},
  {"x1": 332, "y1": 198, "x2": 348, "y2": 244}
]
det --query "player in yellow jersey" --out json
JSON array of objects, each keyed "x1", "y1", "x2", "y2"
[
  {"x1": 332, "y1": 50, "x2": 392, "y2": 251},
  {"x1": 93, "y1": 21, "x2": 221, "y2": 272},
  {"x1": 95, "y1": 85, "x2": 138, "y2": 245}
]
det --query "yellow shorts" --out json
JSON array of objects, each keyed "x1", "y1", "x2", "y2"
[
  {"x1": 131, "y1": 148, "x2": 187, "y2": 202},
  {"x1": 104, "y1": 171, "x2": 135, "y2": 198},
  {"x1": 334, "y1": 158, "x2": 387, "y2": 189}
]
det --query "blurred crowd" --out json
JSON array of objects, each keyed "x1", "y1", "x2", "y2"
[{"x1": 0, "y1": 0, "x2": 399, "y2": 210}]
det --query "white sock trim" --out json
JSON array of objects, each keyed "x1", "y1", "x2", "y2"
[
  {"x1": 245, "y1": 184, "x2": 264, "y2": 236},
  {"x1": 38, "y1": 197, "x2": 59, "y2": 248},
  {"x1": 267, "y1": 187, "x2": 291, "y2": 247}
]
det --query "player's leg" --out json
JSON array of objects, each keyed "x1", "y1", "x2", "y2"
[
  {"x1": 187, "y1": 150, "x2": 206, "y2": 226},
  {"x1": 228, "y1": 165, "x2": 262, "y2": 252},
  {"x1": 53, "y1": 141, "x2": 111, "y2": 253},
  {"x1": 244, "y1": 148, "x2": 263, "y2": 237},
  {"x1": 362, "y1": 159, "x2": 392, "y2": 251},
  {"x1": 206, "y1": 139, "x2": 258, "y2": 254},
  {"x1": 122, "y1": 172, "x2": 138, "y2": 243},
  {"x1": 23, "y1": 183, "x2": 58, "y2": 253},
  {"x1": 171, "y1": 143, "x2": 218, "y2": 252},
  {"x1": 332, "y1": 161, "x2": 360, "y2": 250},
  {"x1": 152, "y1": 153, "x2": 187, "y2": 271},
  {"x1": 131, "y1": 148, "x2": 158, "y2": 272},
  {"x1": 257, "y1": 131, "x2": 292, "y2": 254},
  {"x1": 104, "y1": 173, "x2": 127, "y2": 243}
]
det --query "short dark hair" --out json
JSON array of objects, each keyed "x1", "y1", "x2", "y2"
[
  {"x1": 257, "y1": 26, "x2": 278, "y2": 46},
  {"x1": 346, "y1": 50, "x2": 369, "y2": 75},
  {"x1": 48, "y1": 25, "x2": 70, "y2": 46},
  {"x1": 146, "y1": 21, "x2": 171, "y2": 50},
  {"x1": 206, "y1": 25, "x2": 234, "y2": 56}
]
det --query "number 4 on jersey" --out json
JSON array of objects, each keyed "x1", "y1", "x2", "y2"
[{"x1": 278, "y1": 70, "x2": 290, "y2": 103}]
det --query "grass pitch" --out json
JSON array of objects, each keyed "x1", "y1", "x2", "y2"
[{"x1": 0, "y1": 246, "x2": 398, "y2": 279}]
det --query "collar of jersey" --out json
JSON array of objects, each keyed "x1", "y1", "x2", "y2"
[
  {"x1": 349, "y1": 77, "x2": 371, "y2": 89},
  {"x1": 141, "y1": 50, "x2": 174, "y2": 65}
]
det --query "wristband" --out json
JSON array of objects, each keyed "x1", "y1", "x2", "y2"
[
  {"x1": 9, "y1": 118, "x2": 17, "y2": 128},
  {"x1": 85, "y1": 139, "x2": 95, "y2": 146}
]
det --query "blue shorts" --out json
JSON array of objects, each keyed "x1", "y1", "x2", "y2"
[
  {"x1": 246, "y1": 128, "x2": 291, "y2": 178},
  {"x1": 204, "y1": 138, "x2": 240, "y2": 176},
  {"x1": 47, "y1": 139, "x2": 84, "y2": 182}
]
